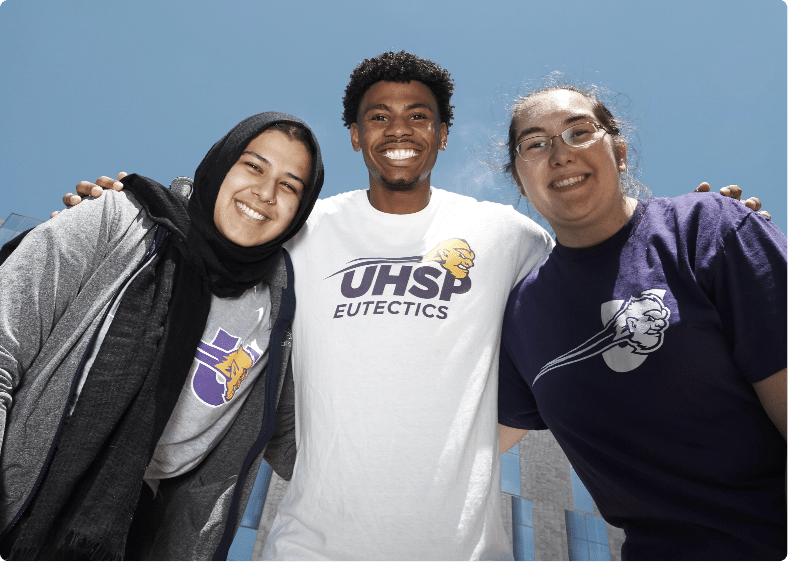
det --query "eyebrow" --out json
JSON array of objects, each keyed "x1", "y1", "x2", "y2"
[
  {"x1": 363, "y1": 102, "x2": 434, "y2": 114},
  {"x1": 516, "y1": 114, "x2": 592, "y2": 143},
  {"x1": 242, "y1": 150, "x2": 307, "y2": 189}
]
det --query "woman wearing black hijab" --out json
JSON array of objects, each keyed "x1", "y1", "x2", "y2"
[{"x1": 0, "y1": 112, "x2": 323, "y2": 560}]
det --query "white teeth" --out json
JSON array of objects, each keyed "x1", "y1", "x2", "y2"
[
  {"x1": 554, "y1": 175, "x2": 585, "y2": 188},
  {"x1": 236, "y1": 201, "x2": 266, "y2": 221},
  {"x1": 384, "y1": 149, "x2": 418, "y2": 160}
]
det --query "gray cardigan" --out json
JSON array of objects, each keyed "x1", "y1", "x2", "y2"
[{"x1": 0, "y1": 190, "x2": 296, "y2": 559}]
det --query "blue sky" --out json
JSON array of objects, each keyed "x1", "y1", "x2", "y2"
[{"x1": 1, "y1": 0, "x2": 785, "y2": 235}]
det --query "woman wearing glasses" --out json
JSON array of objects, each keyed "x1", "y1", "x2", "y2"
[{"x1": 497, "y1": 83, "x2": 786, "y2": 560}]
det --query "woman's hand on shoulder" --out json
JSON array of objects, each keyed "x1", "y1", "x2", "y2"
[
  {"x1": 694, "y1": 182, "x2": 771, "y2": 220},
  {"x1": 51, "y1": 172, "x2": 127, "y2": 218}
]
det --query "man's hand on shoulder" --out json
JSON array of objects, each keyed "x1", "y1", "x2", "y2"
[
  {"x1": 694, "y1": 182, "x2": 771, "y2": 220},
  {"x1": 51, "y1": 172, "x2": 127, "y2": 218}
]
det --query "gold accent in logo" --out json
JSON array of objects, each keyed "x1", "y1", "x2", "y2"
[
  {"x1": 422, "y1": 238, "x2": 475, "y2": 279},
  {"x1": 215, "y1": 347, "x2": 253, "y2": 401}
]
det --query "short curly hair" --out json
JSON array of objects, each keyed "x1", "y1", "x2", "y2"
[{"x1": 342, "y1": 51, "x2": 455, "y2": 133}]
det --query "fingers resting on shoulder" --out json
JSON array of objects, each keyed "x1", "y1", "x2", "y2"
[
  {"x1": 694, "y1": 182, "x2": 770, "y2": 220},
  {"x1": 52, "y1": 173, "x2": 128, "y2": 218},
  {"x1": 76, "y1": 173, "x2": 127, "y2": 197}
]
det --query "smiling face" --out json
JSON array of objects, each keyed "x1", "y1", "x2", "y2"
[
  {"x1": 512, "y1": 89, "x2": 629, "y2": 247},
  {"x1": 213, "y1": 128, "x2": 311, "y2": 247},
  {"x1": 350, "y1": 80, "x2": 448, "y2": 194}
]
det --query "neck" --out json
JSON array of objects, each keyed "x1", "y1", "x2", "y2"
[
  {"x1": 367, "y1": 178, "x2": 432, "y2": 215},
  {"x1": 555, "y1": 196, "x2": 638, "y2": 249}
]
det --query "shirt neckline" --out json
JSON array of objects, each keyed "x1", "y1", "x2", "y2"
[{"x1": 553, "y1": 199, "x2": 648, "y2": 262}]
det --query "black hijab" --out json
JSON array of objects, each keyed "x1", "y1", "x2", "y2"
[{"x1": 123, "y1": 111, "x2": 324, "y2": 297}]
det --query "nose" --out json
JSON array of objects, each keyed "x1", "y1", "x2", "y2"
[
  {"x1": 385, "y1": 114, "x2": 413, "y2": 137},
  {"x1": 252, "y1": 177, "x2": 277, "y2": 204},
  {"x1": 548, "y1": 134, "x2": 573, "y2": 167}
]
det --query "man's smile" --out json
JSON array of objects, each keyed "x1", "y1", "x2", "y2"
[{"x1": 383, "y1": 148, "x2": 419, "y2": 160}]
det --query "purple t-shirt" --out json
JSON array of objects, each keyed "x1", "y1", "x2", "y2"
[{"x1": 499, "y1": 194, "x2": 786, "y2": 560}]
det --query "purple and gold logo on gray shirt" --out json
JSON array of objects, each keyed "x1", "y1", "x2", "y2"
[{"x1": 192, "y1": 329, "x2": 261, "y2": 406}]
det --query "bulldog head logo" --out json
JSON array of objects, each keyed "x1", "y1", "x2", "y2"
[{"x1": 421, "y1": 238, "x2": 475, "y2": 279}]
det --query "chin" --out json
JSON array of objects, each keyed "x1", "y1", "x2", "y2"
[
  {"x1": 380, "y1": 177, "x2": 419, "y2": 192},
  {"x1": 226, "y1": 228, "x2": 266, "y2": 248}
]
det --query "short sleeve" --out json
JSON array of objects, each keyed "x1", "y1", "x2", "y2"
[
  {"x1": 702, "y1": 201, "x2": 787, "y2": 384},
  {"x1": 498, "y1": 327, "x2": 548, "y2": 430},
  {"x1": 511, "y1": 212, "x2": 555, "y2": 288}
]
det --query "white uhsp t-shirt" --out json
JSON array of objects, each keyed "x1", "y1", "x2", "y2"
[{"x1": 265, "y1": 188, "x2": 553, "y2": 560}]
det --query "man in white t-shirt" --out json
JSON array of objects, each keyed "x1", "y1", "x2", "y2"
[
  {"x1": 64, "y1": 51, "x2": 553, "y2": 560},
  {"x1": 262, "y1": 51, "x2": 553, "y2": 560}
]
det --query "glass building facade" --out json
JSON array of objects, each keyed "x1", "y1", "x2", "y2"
[{"x1": 0, "y1": 213, "x2": 43, "y2": 247}]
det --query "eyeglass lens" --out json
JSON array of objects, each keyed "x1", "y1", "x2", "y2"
[{"x1": 516, "y1": 123, "x2": 604, "y2": 161}]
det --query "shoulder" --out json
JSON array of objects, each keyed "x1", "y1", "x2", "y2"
[
  {"x1": 630, "y1": 195, "x2": 722, "y2": 247},
  {"x1": 432, "y1": 188, "x2": 507, "y2": 216},
  {"x1": 432, "y1": 188, "x2": 555, "y2": 274},
  {"x1": 648, "y1": 192, "x2": 761, "y2": 225},
  {"x1": 306, "y1": 190, "x2": 365, "y2": 224},
  {"x1": 0, "y1": 190, "x2": 154, "y2": 283},
  {"x1": 644, "y1": 193, "x2": 781, "y2": 242},
  {"x1": 309, "y1": 190, "x2": 366, "y2": 218},
  {"x1": 285, "y1": 190, "x2": 364, "y2": 251},
  {"x1": 639, "y1": 194, "x2": 786, "y2": 279},
  {"x1": 36, "y1": 189, "x2": 149, "y2": 243},
  {"x1": 433, "y1": 188, "x2": 553, "y2": 240},
  {"x1": 294, "y1": 190, "x2": 367, "y2": 232}
]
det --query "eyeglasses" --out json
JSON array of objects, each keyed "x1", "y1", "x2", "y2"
[{"x1": 515, "y1": 122, "x2": 608, "y2": 162}]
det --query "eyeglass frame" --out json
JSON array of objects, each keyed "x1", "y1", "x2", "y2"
[{"x1": 515, "y1": 122, "x2": 609, "y2": 162}]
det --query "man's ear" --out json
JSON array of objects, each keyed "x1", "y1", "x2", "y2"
[
  {"x1": 350, "y1": 123, "x2": 361, "y2": 152},
  {"x1": 439, "y1": 122, "x2": 448, "y2": 150}
]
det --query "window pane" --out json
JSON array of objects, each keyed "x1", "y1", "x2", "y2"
[{"x1": 2, "y1": 214, "x2": 24, "y2": 231}]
